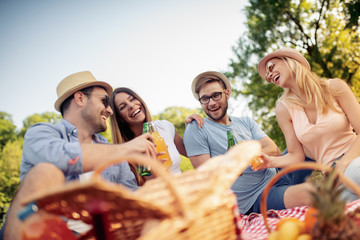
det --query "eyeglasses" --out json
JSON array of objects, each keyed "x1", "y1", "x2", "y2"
[
  {"x1": 265, "y1": 61, "x2": 275, "y2": 82},
  {"x1": 83, "y1": 93, "x2": 110, "y2": 108},
  {"x1": 199, "y1": 91, "x2": 225, "y2": 104}
]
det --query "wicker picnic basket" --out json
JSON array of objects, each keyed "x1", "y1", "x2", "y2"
[
  {"x1": 260, "y1": 162, "x2": 360, "y2": 234},
  {"x1": 22, "y1": 140, "x2": 262, "y2": 240}
]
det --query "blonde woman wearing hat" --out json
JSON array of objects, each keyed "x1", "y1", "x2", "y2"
[
  {"x1": 258, "y1": 48, "x2": 360, "y2": 201},
  {"x1": 109, "y1": 87, "x2": 203, "y2": 186},
  {"x1": 3, "y1": 71, "x2": 159, "y2": 240}
]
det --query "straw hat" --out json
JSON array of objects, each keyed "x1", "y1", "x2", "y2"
[
  {"x1": 191, "y1": 71, "x2": 231, "y2": 100},
  {"x1": 54, "y1": 71, "x2": 113, "y2": 111},
  {"x1": 258, "y1": 48, "x2": 311, "y2": 80}
]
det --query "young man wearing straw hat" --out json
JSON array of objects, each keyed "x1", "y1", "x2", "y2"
[
  {"x1": 183, "y1": 71, "x2": 312, "y2": 215},
  {"x1": 2, "y1": 71, "x2": 157, "y2": 240}
]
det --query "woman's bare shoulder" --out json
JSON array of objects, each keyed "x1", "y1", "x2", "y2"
[{"x1": 327, "y1": 78, "x2": 349, "y2": 92}]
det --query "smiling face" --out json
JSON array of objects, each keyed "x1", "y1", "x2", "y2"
[
  {"x1": 81, "y1": 87, "x2": 113, "y2": 133},
  {"x1": 265, "y1": 58, "x2": 294, "y2": 88},
  {"x1": 198, "y1": 81, "x2": 230, "y2": 124},
  {"x1": 114, "y1": 92, "x2": 146, "y2": 127}
]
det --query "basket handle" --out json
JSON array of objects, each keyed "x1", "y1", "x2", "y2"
[
  {"x1": 92, "y1": 153, "x2": 191, "y2": 220},
  {"x1": 260, "y1": 162, "x2": 360, "y2": 233}
]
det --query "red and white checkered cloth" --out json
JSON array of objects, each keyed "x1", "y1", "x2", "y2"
[{"x1": 237, "y1": 199, "x2": 360, "y2": 240}]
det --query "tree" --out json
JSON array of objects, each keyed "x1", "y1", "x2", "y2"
[
  {"x1": 0, "y1": 111, "x2": 63, "y2": 227},
  {"x1": 0, "y1": 139, "x2": 22, "y2": 227},
  {"x1": 341, "y1": 0, "x2": 360, "y2": 30},
  {"x1": 227, "y1": 0, "x2": 360, "y2": 150},
  {"x1": 152, "y1": 106, "x2": 205, "y2": 137},
  {"x1": 0, "y1": 113, "x2": 19, "y2": 226},
  {"x1": 0, "y1": 112, "x2": 17, "y2": 151}
]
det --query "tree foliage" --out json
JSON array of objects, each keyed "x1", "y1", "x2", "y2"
[
  {"x1": 0, "y1": 111, "x2": 61, "y2": 227},
  {"x1": 0, "y1": 112, "x2": 17, "y2": 151},
  {"x1": 227, "y1": 0, "x2": 360, "y2": 150},
  {"x1": 341, "y1": 0, "x2": 360, "y2": 30},
  {"x1": 0, "y1": 139, "x2": 22, "y2": 225}
]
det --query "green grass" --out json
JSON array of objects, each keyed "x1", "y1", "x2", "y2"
[{"x1": 180, "y1": 155, "x2": 194, "y2": 172}]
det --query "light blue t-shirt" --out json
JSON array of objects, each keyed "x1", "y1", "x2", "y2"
[{"x1": 183, "y1": 116, "x2": 276, "y2": 213}]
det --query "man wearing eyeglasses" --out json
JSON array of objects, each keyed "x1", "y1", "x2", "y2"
[
  {"x1": 2, "y1": 71, "x2": 157, "y2": 240},
  {"x1": 183, "y1": 71, "x2": 291, "y2": 215}
]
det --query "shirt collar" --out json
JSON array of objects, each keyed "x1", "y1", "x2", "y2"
[
  {"x1": 61, "y1": 119, "x2": 108, "y2": 144},
  {"x1": 61, "y1": 119, "x2": 78, "y2": 137}
]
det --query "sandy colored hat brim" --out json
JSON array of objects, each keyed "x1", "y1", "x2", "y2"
[
  {"x1": 258, "y1": 48, "x2": 311, "y2": 80},
  {"x1": 54, "y1": 71, "x2": 113, "y2": 112},
  {"x1": 191, "y1": 71, "x2": 231, "y2": 100}
]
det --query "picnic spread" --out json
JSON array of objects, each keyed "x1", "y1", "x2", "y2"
[{"x1": 19, "y1": 141, "x2": 360, "y2": 239}]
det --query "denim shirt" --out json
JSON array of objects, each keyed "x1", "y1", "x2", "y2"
[{"x1": 20, "y1": 119, "x2": 139, "y2": 191}]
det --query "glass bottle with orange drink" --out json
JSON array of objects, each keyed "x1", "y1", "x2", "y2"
[
  {"x1": 251, "y1": 156, "x2": 265, "y2": 171},
  {"x1": 228, "y1": 129, "x2": 264, "y2": 170},
  {"x1": 148, "y1": 121, "x2": 173, "y2": 169}
]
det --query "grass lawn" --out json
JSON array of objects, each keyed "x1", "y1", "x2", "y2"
[{"x1": 180, "y1": 155, "x2": 194, "y2": 172}]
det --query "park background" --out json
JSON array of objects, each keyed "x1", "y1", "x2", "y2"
[{"x1": 1, "y1": 0, "x2": 359, "y2": 227}]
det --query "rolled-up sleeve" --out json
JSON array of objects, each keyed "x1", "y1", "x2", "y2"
[{"x1": 20, "y1": 123, "x2": 83, "y2": 181}]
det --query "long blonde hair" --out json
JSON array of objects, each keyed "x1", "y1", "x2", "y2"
[
  {"x1": 109, "y1": 87, "x2": 153, "y2": 186},
  {"x1": 277, "y1": 57, "x2": 339, "y2": 114}
]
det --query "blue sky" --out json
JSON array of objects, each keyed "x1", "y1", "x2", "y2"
[{"x1": 0, "y1": 0, "x2": 248, "y2": 129}]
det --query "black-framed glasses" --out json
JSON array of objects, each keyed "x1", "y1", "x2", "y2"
[
  {"x1": 199, "y1": 91, "x2": 225, "y2": 104},
  {"x1": 83, "y1": 93, "x2": 110, "y2": 108},
  {"x1": 265, "y1": 61, "x2": 275, "y2": 82}
]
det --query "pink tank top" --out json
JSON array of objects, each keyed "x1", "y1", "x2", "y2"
[{"x1": 280, "y1": 100, "x2": 355, "y2": 167}]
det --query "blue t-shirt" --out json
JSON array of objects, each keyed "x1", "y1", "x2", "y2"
[
  {"x1": 183, "y1": 116, "x2": 276, "y2": 213},
  {"x1": 20, "y1": 119, "x2": 139, "y2": 191}
]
